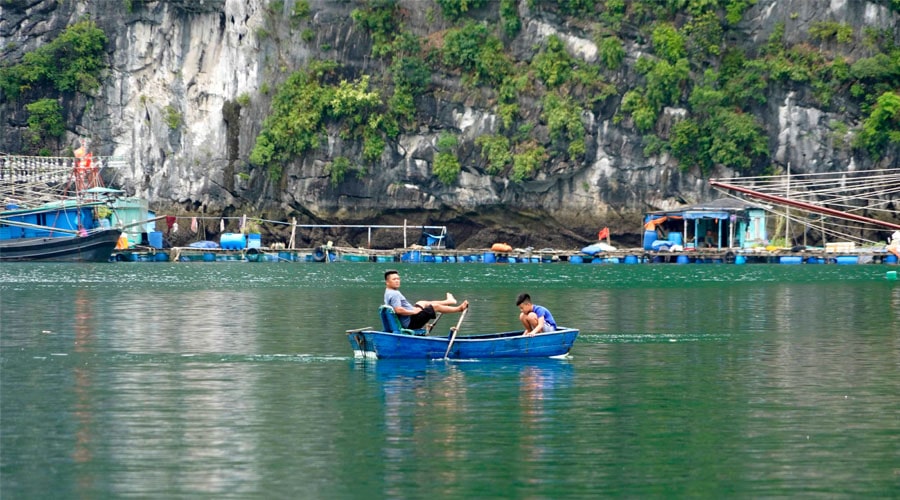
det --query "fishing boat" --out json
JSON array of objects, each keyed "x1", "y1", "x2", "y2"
[
  {"x1": 346, "y1": 306, "x2": 579, "y2": 360},
  {"x1": 0, "y1": 218, "x2": 121, "y2": 262},
  {"x1": 1, "y1": 144, "x2": 128, "y2": 262}
]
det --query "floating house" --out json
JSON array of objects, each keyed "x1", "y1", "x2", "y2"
[
  {"x1": 108, "y1": 196, "x2": 156, "y2": 247},
  {"x1": 643, "y1": 198, "x2": 768, "y2": 250}
]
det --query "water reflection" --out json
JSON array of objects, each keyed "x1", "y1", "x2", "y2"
[
  {"x1": 3, "y1": 263, "x2": 899, "y2": 498},
  {"x1": 104, "y1": 290, "x2": 263, "y2": 352},
  {"x1": 104, "y1": 362, "x2": 263, "y2": 496},
  {"x1": 72, "y1": 289, "x2": 95, "y2": 495},
  {"x1": 357, "y1": 359, "x2": 574, "y2": 495}
]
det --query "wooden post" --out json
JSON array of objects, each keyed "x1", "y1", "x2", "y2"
[
  {"x1": 729, "y1": 216, "x2": 735, "y2": 248},
  {"x1": 289, "y1": 218, "x2": 296, "y2": 249}
]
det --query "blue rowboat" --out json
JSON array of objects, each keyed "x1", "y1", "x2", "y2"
[{"x1": 346, "y1": 306, "x2": 579, "y2": 360}]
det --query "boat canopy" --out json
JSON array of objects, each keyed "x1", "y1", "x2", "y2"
[{"x1": 683, "y1": 211, "x2": 730, "y2": 220}]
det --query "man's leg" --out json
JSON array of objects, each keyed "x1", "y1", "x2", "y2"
[
  {"x1": 431, "y1": 300, "x2": 468, "y2": 314},
  {"x1": 519, "y1": 312, "x2": 530, "y2": 330},
  {"x1": 415, "y1": 292, "x2": 457, "y2": 309},
  {"x1": 520, "y1": 312, "x2": 538, "y2": 331}
]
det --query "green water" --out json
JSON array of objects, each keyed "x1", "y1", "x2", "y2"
[{"x1": 1, "y1": 262, "x2": 898, "y2": 498}]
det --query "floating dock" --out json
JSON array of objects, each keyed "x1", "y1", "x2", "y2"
[{"x1": 111, "y1": 244, "x2": 899, "y2": 265}]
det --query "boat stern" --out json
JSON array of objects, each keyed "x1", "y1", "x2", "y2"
[{"x1": 346, "y1": 327, "x2": 378, "y2": 359}]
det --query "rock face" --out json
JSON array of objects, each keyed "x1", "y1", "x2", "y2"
[{"x1": 0, "y1": 0, "x2": 897, "y2": 248}]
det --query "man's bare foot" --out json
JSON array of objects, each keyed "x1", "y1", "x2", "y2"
[
  {"x1": 457, "y1": 300, "x2": 468, "y2": 312},
  {"x1": 446, "y1": 292, "x2": 456, "y2": 304}
]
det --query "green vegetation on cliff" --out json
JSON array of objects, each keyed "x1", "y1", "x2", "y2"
[
  {"x1": 247, "y1": 0, "x2": 897, "y2": 186},
  {"x1": 0, "y1": 20, "x2": 107, "y2": 153},
  {"x1": 249, "y1": 61, "x2": 391, "y2": 182},
  {"x1": 0, "y1": 20, "x2": 107, "y2": 99},
  {"x1": 3, "y1": 2, "x2": 898, "y2": 175}
]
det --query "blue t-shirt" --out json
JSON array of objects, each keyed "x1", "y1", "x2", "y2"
[
  {"x1": 533, "y1": 305, "x2": 557, "y2": 330},
  {"x1": 385, "y1": 288, "x2": 414, "y2": 328}
]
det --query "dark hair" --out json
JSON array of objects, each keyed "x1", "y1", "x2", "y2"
[
  {"x1": 516, "y1": 293, "x2": 531, "y2": 306},
  {"x1": 384, "y1": 269, "x2": 399, "y2": 280}
]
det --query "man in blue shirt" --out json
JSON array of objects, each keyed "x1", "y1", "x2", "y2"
[
  {"x1": 384, "y1": 270, "x2": 468, "y2": 329},
  {"x1": 516, "y1": 293, "x2": 557, "y2": 336}
]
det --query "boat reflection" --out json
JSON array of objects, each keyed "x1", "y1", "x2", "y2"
[
  {"x1": 352, "y1": 358, "x2": 575, "y2": 494},
  {"x1": 355, "y1": 357, "x2": 575, "y2": 391}
]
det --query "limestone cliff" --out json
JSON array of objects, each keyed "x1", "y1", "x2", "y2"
[{"x1": 1, "y1": 0, "x2": 898, "y2": 248}]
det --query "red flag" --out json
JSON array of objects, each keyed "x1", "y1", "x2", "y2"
[{"x1": 598, "y1": 227, "x2": 610, "y2": 240}]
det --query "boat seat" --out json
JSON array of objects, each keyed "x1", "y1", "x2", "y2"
[{"x1": 379, "y1": 305, "x2": 427, "y2": 336}]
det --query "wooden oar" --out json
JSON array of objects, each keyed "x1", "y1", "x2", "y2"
[
  {"x1": 425, "y1": 312, "x2": 443, "y2": 334},
  {"x1": 443, "y1": 307, "x2": 468, "y2": 359}
]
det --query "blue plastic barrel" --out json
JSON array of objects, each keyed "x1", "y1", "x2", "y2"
[
  {"x1": 483, "y1": 252, "x2": 496, "y2": 263},
  {"x1": 247, "y1": 233, "x2": 261, "y2": 249},
  {"x1": 148, "y1": 231, "x2": 163, "y2": 249},
  {"x1": 624, "y1": 255, "x2": 638, "y2": 264},
  {"x1": 400, "y1": 250, "x2": 420, "y2": 263},
  {"x1": 734, "y1": 255, "x2": 746, "y2": 265},
  {"x1": 220, "y1": 233, "x2": 246, "y2": 250},
  {"x1": 836, "y1": 256, "x2": 858, "y2": 265},
  {"x1": 643, "y1": 230, "x2": 657, "y2": 250},
  {"x1": 779, "y1": 256, "x2": 802, "y2": 264},
  {"x1": 569, "y1": 255, "x2": 583, "y2": 264},
  {"x1": 886, "y1": 255, "x2": 898, "y2": 264},
  {"x1": 667, "y1": 232, "x2": 683, "y2": 245},
  {"x1": 676, "y1": 255, "x2": 690, "y2": 264}
]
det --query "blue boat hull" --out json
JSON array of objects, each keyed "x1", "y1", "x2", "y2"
[{"x1": 347, "y1": 327, "x2": 579, "y2": 360}]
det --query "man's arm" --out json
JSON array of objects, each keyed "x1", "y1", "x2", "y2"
[
  {"x1": 392, "y1": 304, "x2": 420, "y2": 316},
  {"x1": 386, "y1": 292, "x2": 420, "y2": 316},
  {"x1": 527, "y1": 315, "x2": 545, "y2": 336}
]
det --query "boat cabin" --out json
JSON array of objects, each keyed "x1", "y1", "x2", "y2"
[{"x1": 1, "y1": 199, "x2": 105, "y2": 240}]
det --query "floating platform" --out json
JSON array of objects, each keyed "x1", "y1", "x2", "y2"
[{"x1": 110, "y1": 244, "x2": 900, "y2": 265}]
